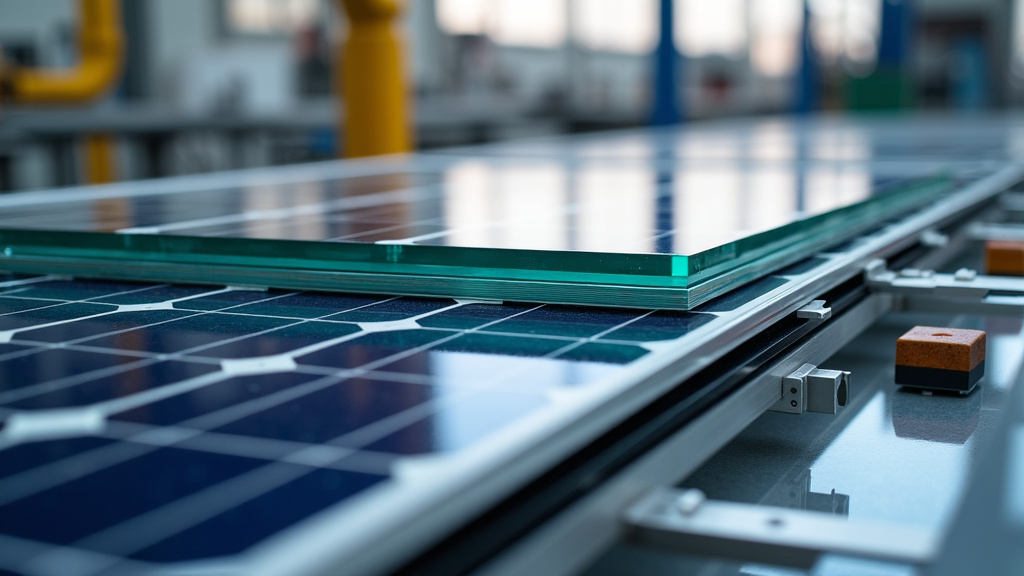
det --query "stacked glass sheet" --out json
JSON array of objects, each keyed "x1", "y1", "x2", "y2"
[{"x1": 0, "y1": 145, "x2": 952, "y2": 309}]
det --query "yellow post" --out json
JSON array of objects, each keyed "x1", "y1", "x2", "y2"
[
  {"x1": 335, "y1": 0, "x2": 413, "y2": 158},
  {"x1": 84, "y1": 133, "x2": 116, "y2": 184}
]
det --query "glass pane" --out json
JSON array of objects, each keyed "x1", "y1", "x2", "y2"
[{"x1": 0, "y1": 155, "x2": 951, "y2": 310}]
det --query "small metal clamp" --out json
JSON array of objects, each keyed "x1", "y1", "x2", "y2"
[
  {"x1": 770, "y1": 363, "x2": 850, "y2": 415},
  {"x1": 796, "y1": 300, "x2": 831, "y2": 321}
]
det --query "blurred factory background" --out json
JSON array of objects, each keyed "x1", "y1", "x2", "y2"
[{"x1": 0, "y1": 0, "x2": 1019, "y2": 192}]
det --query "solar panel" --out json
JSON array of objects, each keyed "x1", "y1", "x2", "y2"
[
  {"x1": 0, "y1": 248, "x2": 836, "y2": 573},
  {"x1": 0, "y1": 273, "x2": 674, "y2": 569},
  {"x1": 1, "y1": 115, "x2": 1023, "y2": 575}
]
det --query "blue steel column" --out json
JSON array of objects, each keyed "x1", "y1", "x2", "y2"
[
  {"x1": 651, "y1": 0, "x2": 681, "y2": 125},
  {"x1": 878, "y1": 0, "x2": 911, "y2": 67},
  {"x1": 794, "y1": 0, "x2": 818, "y2": 114}
]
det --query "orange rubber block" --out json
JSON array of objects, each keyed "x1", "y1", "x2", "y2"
[
  {"x1": 986, "y1": 240, "x2": 1024, "y2": 276},
  {"x1": 895, "y1": 326, "x2": 985, "y2": 393}
]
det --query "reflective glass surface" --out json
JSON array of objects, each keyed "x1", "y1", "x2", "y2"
[{"x1": 1, "y1": 116, "x2": 998, "y2": 309}]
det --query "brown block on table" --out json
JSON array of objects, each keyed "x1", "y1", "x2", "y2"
[
  {"x1": 895, "y1": 326, "x2": 986, "y2": 393},
  {"x1": 986, "y1": 240, "x2": 1024, "y2": 276}
]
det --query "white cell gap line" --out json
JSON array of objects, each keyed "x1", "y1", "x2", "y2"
[
  {"x1": 211, "y1": 300, "x2": 467, "y2": 370},
  {"x1": 0, "y1": 409, "x2": 106, "y2": 446},
  {"x1": 100, "y1": 418, "x2": 392, "y2": 477},
  {"x1": 0, "y1": 157, "x2": 425, "y2": 209},
  {"x1": 95, "y1": 371, "x2": 231, "y2": 417},
  {"x1": 0, "y1": 292, "x2": 136, "y2": 305},
  {"x1": 0, "y1": 441, "x2": 157, "y2": 507},
  {"x1": 0, "y1": 299, "x2": 73, "y2": 319},
  {"x1": 199, "y1": 305, "x2": 394, "y2": 324},
  {"x1": 0, "y1": 370, "x2": 228, "y2": 446},
  {"x1": 102, "y1": 423, "x2": 332, "y2": 466},
  {"x1": 308, "y1": 295, "x2": 402, "y2": 321},
  {"x1": 326, "y1": 220, "x2": 432, "y2": 242},
  {"x1": 172, "y1": 372, "x2": 358, "y2": 432},
  {"x1": 174, "y1": 289, "x2": 299, "y2": 313},
  {"x1": 75, "y1": 461, "x2": 326, "y2": 557},
  {"x1": 190, "y1": 431, "x2": 345, "y2": 464},
  {"x1": 0, "y1": 286, "x2": 251, "y2": 345},
  {"x1": 0, "y1": 309, "x2": 130, "y2": 344},
  {"x1": 0, "y1": 275, "x2": 63, "y2": 289},
  {"x1": 2, "y1": 532, "x2": 128, "y2": 576},
  {"x1": 0, "y1": 344, "x2": 53, "y2": 365},
  {"x1": 535, "y1": 309, "x2": 659, "y2": 361},
  {"x1": 322, "y1": 397, "x2": 466, "y2": 449},
  {"x1": 221, "y1": 355, "x2": 299, "y2": 376},
  {"x1": 375, "y1": 229, "x2": 454, "y2": 245},
  {"x1": 112, "y1": 302, "x2": 174, "y2": 312},
  {"x1": 0, "y1": 357, "x2": 158, "y2": 405},
  {"x1": 146, "y1": 285, "x2": 236, "y2": 305},
  {"x1": 171, "y1": 318, "x2": 330, "y2": 358},
  {"x1": 0, "y1": 302, "x2": 545, "y2": 523},
  {"x1": 168, "y1": 304, "x2": 540, "y2": 434},
  {"x1": 9, "y1": 308, "x2": 207, "y2": 348},
  {"x1": 115, "y1": 185, "x2": 438, "y2": 235}
]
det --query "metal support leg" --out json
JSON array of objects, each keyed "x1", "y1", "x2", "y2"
[
  {"x1": 624, "y1": 488, "x2": 939, "y2": 568},
  {"x1": 865, "y1": 259, "x2": 1024, "y2": 316}
]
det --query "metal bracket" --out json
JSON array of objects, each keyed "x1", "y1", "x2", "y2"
[
  {"x1": 769, "y1": 363, "x2": 850, "y2": 414},
  {"x1": 999, "y1": 191, "x2": 1024, "y2": 211},
  {"x1": 969, "y1": 221, "x2": 1024, "y2": 242},
  {"x1": 796, "y1": 300, "x2": 831, "y2": 321},
  {"x1": 919, "y1": 228, "x2": 949, "y2": 248},
  {"x1": 865, "y1": 259, "x2": 1024, "y2": 316},
  {"x1": 624, "y1": 488, "x2": 939, "y2": 568}
]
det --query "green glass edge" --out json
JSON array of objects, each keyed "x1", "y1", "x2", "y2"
[{"x1": 684, "y1": 173, "x2": 951, "y2": 282}]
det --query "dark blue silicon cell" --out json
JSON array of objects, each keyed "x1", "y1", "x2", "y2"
[
  {"x1": 193, "y1": 321, "x2": 361, "y2": 359},
  {"x1": 0, "y1": 446, "x2": 267, "y2": 546},
  {"x1": 111, "y1": 372, "x2": 324, "y2": 426},
  {"x1": 78, "y1": 313, "x2": 296, "y2": 354},
  {"x1": 295, "y1": 329, "x2": 453, "y2": 369},
  {"x1": 212, "y1": 377, "x2": 437, "y2": 444},
  {"x1": 132, "y1": 467, "x2": 386, "y2": 562},
  {"x1": 16, "y1": 310, "x2": 194, "y2": 343},
  {"x1": 0, "y1": 349, "x2": 144, "y2": 395},
  {"x1": 228, "y1": 292, "x2": 388, "y2": 319},
  {"x1": 0, "y1": 303, "x2": 117, "y2": 332},
  {"x1": 0, "y1": 437, "x2": 114, "y2": 480},
  {"x1": 8, "y1": 360, "x2": 220, "y2": 410},
  {"x1": 362, "y1": 389, "x2": 548, "y2": 455}
]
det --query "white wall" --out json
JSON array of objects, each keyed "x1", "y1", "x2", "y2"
[{"x1": 0, "y1": 0, "x2": 75, "y2": 66}]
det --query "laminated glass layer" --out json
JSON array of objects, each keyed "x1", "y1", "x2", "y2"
[{"x1": 0, "y1": 122, "x2": 964, "y2": 310}]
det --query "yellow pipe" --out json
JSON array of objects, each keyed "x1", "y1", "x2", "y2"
[
  {"x1": 335, "y1": 0, "x2": 413, "y2": 158},
  {"x1": 4, "y1": 0, "x2": 123, "y2": 104},
  {"x1": 1, "y1": 0, "x2": 124, "y2": 184},
  {"x1": 84, "y1": 133, "x2": 116, "y2": 184}
]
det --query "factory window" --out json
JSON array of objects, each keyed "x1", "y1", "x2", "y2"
[
  {"x1": 224, "y1": 0, "x2": 321, "y2": 36},
  {"x1": 436, "y1": 0, "x2": 567, "y2": 48},
  {"x1": 675, "y1": 0, "x2": 747, "y2": 57},
  {"x1": 572, "y1": 0, "x2": 657, "y2": 54},
  {"x1": 809, "y1": 0, "x2": 881, "y2": 71},
  {"x1": 750, "y1": 0, "x2": 803, "y2": 76}
]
